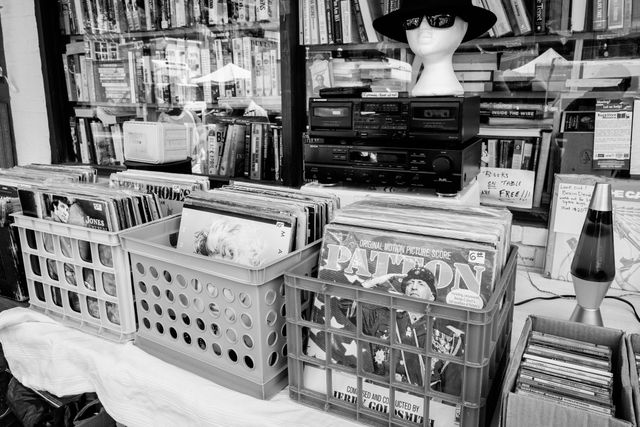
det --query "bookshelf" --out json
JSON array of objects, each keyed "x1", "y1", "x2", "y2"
[
  {"x1": 50, "y1": 0, "x2": 305, "y2": 187},
  {"x1": 297, "y1": 0, "x2": 640, "y2": 220}
]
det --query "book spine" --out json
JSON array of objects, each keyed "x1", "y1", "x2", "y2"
[
  {"x1": 608, "y1": 0, "x2": 624, "y2": 29},
  {"x1": 501, "y1": 0, "x2": 521, "y2": 35},
  {"x1": 351, "y1": 0, "x2": 367, "y2": 43},
  {"x1": 244, "y1": 123, "x2": 252, "y2": 177},
  {"x1": 484, "y1": 0, "x2": 512, "y2": 36},
  {"x1": 332, "y1": 0, "x2": 343, "y2": 43},
  {"x1": 487, "y1": 138, "x2": 498, "y2": 168},
  {"x1": 593, "y1": 0, "x2": 608, "y2": 31},
  {"x1": 533, "y1": 0, "x2": 546, "y2": 33},
  {"x1": 309, "y1": 0, "x2": 320, "y2": 44},
  {"x1": 511, "y1": 139, "x2": 524, "y2": 169},
  {"x1": 250, "y1": 122, "x2": 263, "y2": 180},
  {"x1": 325, "y1": 0, "x2": 335, "y2": 42},
  {"x1": 269, "y1": 48, "x2": 279, "y2": 96},
  {"x1": 340, "y1": 0, "x2": 352, "y2": 43},
  {"x1": 509, "y1": 0, "x2": 532, "y2": 34},
  {"x1": 302, "y1": 0, "x2": 312, "y2": 44},
  {"x1": 571, "y1": 0, "x2": 588, "y2": 31},
  {"x1": 201, "y1": 48, "x2": 212, "y2": 103},
  {"x1": 633, "y1": 0, "x2": 640, "y2": 28},
  {"x1": 261, "y1": 48, "x2": 270, "y2": 97},
  {"x1": 623, "y1": 0, "x2": 633, "y2": 29},
  {"x1": 317, "y1": 0, "x2": 329, "y2": 44},
  {"x1": 242, "y1": 37, "x2": 254, "y2": 97},
  {"x1": 546, "y1": 0, "x2": 562, "y2": 33},
  {"x1": 533, "y1": 131, "x2": 550, "y2": 207}
]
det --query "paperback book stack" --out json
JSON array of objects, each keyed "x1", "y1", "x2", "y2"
[
  {"x1": 302, "y1": 197, "x2": 512, "y2": 425},
  {"x1": 176, "y1": 182, "x2": 339, "y2": 267},
  {"x1": 109, "y1": 170, "x2": 210, "y2": 216},
  {"x1": 515, "y1": 331, "x2": 615, "y2": 417},
  {"x1": 0, "y1": 164, "x2": 98, "y2": 301}
]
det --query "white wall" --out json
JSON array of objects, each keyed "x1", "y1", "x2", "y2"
[{"x1": 0, "y1": 0, "x2": 51, "y2": 164}]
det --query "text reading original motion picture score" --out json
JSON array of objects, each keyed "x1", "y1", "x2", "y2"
[{"x1": 318, "y1": 223, "x2": 498, "y2": 309}]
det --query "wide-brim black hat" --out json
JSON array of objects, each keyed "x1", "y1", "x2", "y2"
[{"x1": 373, "y1": 0, "x2": 497, "y2": 44}]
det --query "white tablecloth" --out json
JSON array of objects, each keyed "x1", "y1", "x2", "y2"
[{"x1": 2, "y1": 269, "x2": 640, "y2": 427}]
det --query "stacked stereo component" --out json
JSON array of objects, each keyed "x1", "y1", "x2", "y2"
[{"x1": 304, "y1": 92, "x2": 482, "y2": 195}]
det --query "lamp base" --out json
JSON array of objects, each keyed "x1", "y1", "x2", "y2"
[{"x1": 569, "y1": 305, "x2": 603, "y2": 327}]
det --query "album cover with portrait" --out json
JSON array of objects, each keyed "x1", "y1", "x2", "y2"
[
  {"x1": 41, "y1": 193, "x2": 113, "y2": 231},
  {"x1": 318, "y1": 223, "x2": 498, "y2": 309},
  {"x1": 176, "y1": 203, "x2": 295, "y2": 267}
]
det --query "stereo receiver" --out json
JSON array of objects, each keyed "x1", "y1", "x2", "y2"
[{"x1": 304, "y1": 137, "x2": 481, "y2": 194}]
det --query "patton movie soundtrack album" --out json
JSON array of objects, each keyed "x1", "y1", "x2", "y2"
[{"x1": 302, "y1": 197, "x2": 512, "y2": 425}]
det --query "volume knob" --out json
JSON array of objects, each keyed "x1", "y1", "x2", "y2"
[{"x1": 432, "y1": 156, "x2": 452, "y2": 174}]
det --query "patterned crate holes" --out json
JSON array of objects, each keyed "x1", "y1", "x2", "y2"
[{"x1": 135, "y1": 264, "x2": 287, "y2": 373}]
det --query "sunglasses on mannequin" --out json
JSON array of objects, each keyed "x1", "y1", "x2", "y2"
[{"x1": 402, "y1": 13, "x2": 456, "y2": 30}]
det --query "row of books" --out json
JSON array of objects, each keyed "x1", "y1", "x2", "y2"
[
  {"x1": 453, "y1": 50, "x2": 640, "y2": 95},
  {"x1": 69, "y1": 117, "x2": 125, "y2": 166},
  {"x1": 63, "y1": 35, "x2": 281, "y2": 106},
  {"x1": 202, "y1": 119, "x2": 283, "y2": 181},
  {"x1": 58, "y1": 0, "x2": 279, "y2": 35},
  {"x1": 299, "y1": 0, "x2": 386, "y2": 45},
  {"x1": 298, "y1": 0, "x2": 640, "y2": 46},
  {"x1": 476, "y1": 0, "x2": 640, "y2": 38},
  {"x1": 479, "y1": 127, "x2": 552, "y2": 208},
  {"x1": 307, "y1": 52, "x2": 410, "y2": 96}
]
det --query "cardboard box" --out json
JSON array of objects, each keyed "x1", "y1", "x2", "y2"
[
  {"x1": 626, "y1": 334, "x2": 640, "y2": 427},
  {"x1": 545, "y1": 174, "x2": 640, "y2": 291},
  {"x1": 500, "y1": 316, "x2": 635, "y2": 427}
]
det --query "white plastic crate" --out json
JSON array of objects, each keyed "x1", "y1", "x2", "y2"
[
  {"x1": 119, "y1": 215, "x2": 320, "y2": 400},
  {"x1": 13, "y1": 214, "x2": 136, "y2": 342}
]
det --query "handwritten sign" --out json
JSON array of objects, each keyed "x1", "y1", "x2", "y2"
[
  {"x1": 478, "y1": 167, "x2": 534, "y2": 208},
  {"x1": 553, "y1": 183, "x2": 595, "y2": 234}
]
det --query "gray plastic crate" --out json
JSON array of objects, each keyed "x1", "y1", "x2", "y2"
[
  {"x1": 119, "y1": 215, "x2": 321, "y2": 400},
  {"x1": 285, "y1": 245, "x2": 517, "y2": 427}
]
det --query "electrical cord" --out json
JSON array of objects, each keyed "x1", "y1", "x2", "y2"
[
  {"x1": 514, "y1": 294, "x2": 640, "y2": 323},
  {"x1": 515, "y1": 253, "x2": 640, "y2": 323}
]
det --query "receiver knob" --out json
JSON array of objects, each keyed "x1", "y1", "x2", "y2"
[{"x1": 432, "y1": 156, "x2": 452, "y2": 174}]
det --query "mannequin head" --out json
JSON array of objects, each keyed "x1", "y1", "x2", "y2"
[
  {"x1": 405, "y1": 14, "x2": 468, "y2": 62},
  {"x1": 372, "y1": 0, "x2": 497, "y2": 96}
]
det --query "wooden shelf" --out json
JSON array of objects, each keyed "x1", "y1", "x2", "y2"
[
  {"x1": 304, "y1": 29, "x2": 640, "y2": 53},
  {"x1": 68, "y1": 21, "x2": 280, "y2": 41},
  {"x1": 72, "y1": 96, "x2": 282, "y2": 113}
]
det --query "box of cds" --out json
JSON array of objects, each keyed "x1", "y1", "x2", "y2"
[
  {"x1": 500, "y1": 316, "x2": 635, "y2": 427},
  {"x1": 119, "y1": 215, "x2": 322, "y2": 400},
  {"x1": 626, "y1": 334, "x2": 640, "y2": 426},
  {"x1": 285, "y1": 199, "x2": 516, "y2": 427},
  {"x1": 13, "y1": 214, "x2": 137, "y2": 342}
]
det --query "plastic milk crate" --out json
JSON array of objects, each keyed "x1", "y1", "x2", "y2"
[
  {"x1": 285, "y1": 245, "x2": 518, "y2": 427},
  {"x1": 13, "y1": 213, "x2": 136, "y2": 342},
  {"x1": 118, "y1": 215, "x2": 321, "y2": 400}
]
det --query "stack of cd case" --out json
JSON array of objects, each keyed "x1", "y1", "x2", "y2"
[{"x1": 516, "y1": 330, "x2": 614, "y2": 416}]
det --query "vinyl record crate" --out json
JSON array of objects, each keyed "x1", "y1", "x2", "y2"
[
  {"x1": 13, "y1": 213, "x2": 136, "y2": 342},
  {"x1": 119, "y1": 215, "x2": 321, "y2": 400},
  {"x1": 285, "y1": 245, "x2": 517, "y2": 427}
]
